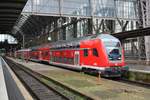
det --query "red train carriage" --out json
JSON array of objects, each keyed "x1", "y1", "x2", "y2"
[
  {"x1": 15, "y1": 49, "x2": 30, "y2": 60},
  {"x1": 37, "y1": 45, "x2": 50, "y2": 62},
  {"x1": 16, "y1": 34, "x2": 128, "y2": 77},
  {"x1": 30, "y1": 47, "x2": 41, "y2": 62}
]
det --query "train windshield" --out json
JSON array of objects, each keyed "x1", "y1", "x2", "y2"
[
  {"x1": 97, "y1": 34, "x2": 122, "y2": 61},
  {"x1": 104, "y1": 41, "x2": 122, "y2": 61}
]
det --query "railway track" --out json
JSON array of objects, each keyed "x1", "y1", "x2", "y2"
[
  {"x1": 115, "y1": 78, "x2": 150, "y2": 89},
  {"x1": 104, "y1": 76, "x2": 150, "y2": 89},
  {"x1": 3, "y1": 57, "x2": 93, "y2": 100}
]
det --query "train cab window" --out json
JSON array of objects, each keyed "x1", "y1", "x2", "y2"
[
  {"x1": 84, "y1": 49, "x2": 88, "y2": 57},
  {"x1": 93, "y1": 48, "x2": 98, "y2": 57}
]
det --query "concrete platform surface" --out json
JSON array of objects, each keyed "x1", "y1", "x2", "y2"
[
  {"x1": 128, "y1": 64, "x2": 150, "y2": 72},
  {"x1": 0, "y1": 58, "x2": 9, "y2": 100},
  {"x1": 9, "y1": 57, "x2": 150, "y2": 100},
  {"x1": 126, "y1": 60, "x2": 150, "y2": 71}
]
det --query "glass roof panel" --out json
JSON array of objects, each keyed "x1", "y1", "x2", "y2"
[{"x1": 22, "y1": 0, "x2": 138, "y2": 20}]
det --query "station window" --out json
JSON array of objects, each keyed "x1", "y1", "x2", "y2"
[
  {"x1": 84, "y1": 49, "x2": 88, "y2": 57},
  {"x1": 93, "y1": 48, "x2": 98, "y2": 57}
]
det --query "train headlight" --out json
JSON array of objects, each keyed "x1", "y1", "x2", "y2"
[
  {"x1": 118, "y1": 57, "x2": 121, "y2": 60},
  {"x1": 93, "y1": 63, "x2": 97, "y2": 66},
  {"x1": 109, "y1": 58, "x2": 113, "y2": 60}
]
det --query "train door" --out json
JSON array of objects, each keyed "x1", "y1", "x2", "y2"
[
  {"x1": 39, "y1": 51, "x2": 42, "y2": 60},
  {"x1": 74, "y1": 51, "x2": 80, "y2": 66},
  {"x1": 50, "y1": 51, "x2": 52, "y2": 62}
]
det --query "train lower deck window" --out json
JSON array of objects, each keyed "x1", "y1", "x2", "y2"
[
  {"x1": 64, "y1": 58, "x2": 67, "y2": 63},
  {"x1": 84, "y1": 49, "x2": 88, "y2": 57},
  {"x1": 93, "y1": 48, "x2": 98, "y2": 57},
  {"x1": 68, "y1": 58, "x2": 73, "y2": 64}
]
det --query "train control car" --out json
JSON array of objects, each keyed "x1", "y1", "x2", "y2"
[{"x1": 49, "y1": 34, "x2": 128, "y2": 77}]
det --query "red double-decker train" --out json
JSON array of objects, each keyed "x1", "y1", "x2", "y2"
[{"x1": 15, "y1": 34, "x2": 128, "y2": 77}]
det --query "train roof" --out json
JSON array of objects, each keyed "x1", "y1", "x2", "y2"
[
  {"x1": 27, "y1": 34, "x2": 119, "y2": 50},
  {"x1": 29, "y1": 43, "x2": 50, "y2": 50},
  {"x1": 97, "y1": 34, "x2": 119, "y2": 42},
  {"x1": 51, "y1": 34, "x2": 118, "y2": 44},
  {"x1": 49, "y1": 34, "x2": 119, "y2": 48},
  {"x1": 17, "y1": 49, "x2": 31, "y2": 52}
]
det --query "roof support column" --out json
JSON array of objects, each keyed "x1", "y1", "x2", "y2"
[
  {"x1": 13, "y1": 26, "x2": 25, "y2": 49},
  {"x1": 73, "y1": 18, "x2": 77, "y2": 38},
  {"x1": 140, "y1": 0, "x2": 150, "y2": 62},
  {"x1": 145, "y1": 0, "x2": 150, "y2": 63},
  {"x1": 89, "y1": 0, "x2": 94, "y2": 34}
]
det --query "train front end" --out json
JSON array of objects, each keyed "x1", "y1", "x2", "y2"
[{"x1": 100, "y1": 34, "x2": 128, "y2": 77}]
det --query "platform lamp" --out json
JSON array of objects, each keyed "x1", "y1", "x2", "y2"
[
  {"x1": 48, "y1": 37, "x2": 51, "y2": 41},
  {"x1": 48, "y1": 30, "x2": 52, "y2": 41}
]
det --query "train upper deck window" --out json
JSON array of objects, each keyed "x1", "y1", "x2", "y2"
[
  {"x1": 104, "y1": 41, "x2": 120, "y2": 47},
  {"x1": 93, "y1": 48, "x2": 98, "y2": 57},
  {"x1": 84, "y1": 49, "x2": 88, "y2": 57}
]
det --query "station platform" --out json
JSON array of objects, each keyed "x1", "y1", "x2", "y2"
[
  {"x1": 8, "y1": 57, "x2": 150, "y2": 100},
  {"x1": 128, "y1": 64, "x2": 150, "y2": 73},
  {"x1": 0, "y1": 57, "x2": 33, "y2": 100},
  {"x1": 126, "y1": 60, "x2": 150, "y2": 71},
  {"x1": 123, "y1": 60, "x2": 150, "y2": 83},
  {"x1": 0, "y1": 57, "x2": 9, "y2": 100}
]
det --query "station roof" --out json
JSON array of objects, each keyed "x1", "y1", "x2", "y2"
[
  {"x1": 112, "y1": 27, "x2": 150, "y2": 40},
  {"x1": 0, "y1": 0, "x2": 27, "y2": 33}
]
